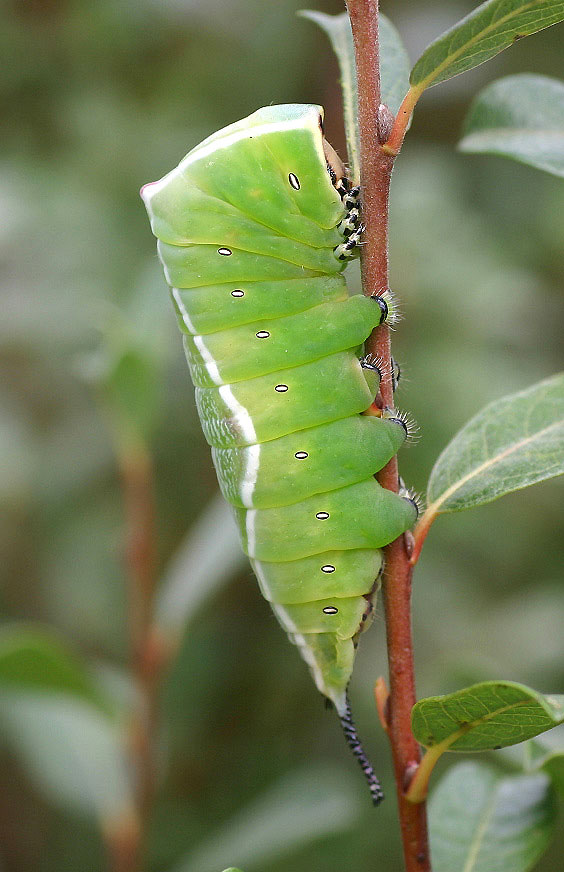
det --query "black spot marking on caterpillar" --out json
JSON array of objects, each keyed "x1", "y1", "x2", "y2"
[
  {"x1": 323, "y1": 606, "x2": 338, "y2": 615},
  {"x1": 256, "y1": 330, "x2": 270, "y2": 339},
  {"x1": 218, "y1": 247, "x2": 232, "y2": 256},
  {"x1": 321, "y1": 564, "x2": 335, "y2": 573},
  {"x1": 275, "y1": 384, "x2": 288, "y2": 393},
  {"x1": 288, "y1": 172, "x2": 300, "y2": 190},
  {"x1": 295, "y1": 451, "x2": 308, "y2": 459},
  {"x1": 316, "y1": 511, "x2": 329, "y2": 520},
  {"x1": 231, "y1": 289, "x2": 244, "y2": 297}
]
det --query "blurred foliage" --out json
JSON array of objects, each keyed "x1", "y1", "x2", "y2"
[{"x1": 0, "y1": 0, "x2": 563, "y2": 871}]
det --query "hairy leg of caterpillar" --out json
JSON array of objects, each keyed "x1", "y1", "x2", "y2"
[{"x1": 339, "y1": 692, "x2": 384, "y2": 806}]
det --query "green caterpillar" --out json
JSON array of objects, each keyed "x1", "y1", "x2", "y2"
[{"x1": 142, "y1": 104, "x2": 416, "y2": 803}]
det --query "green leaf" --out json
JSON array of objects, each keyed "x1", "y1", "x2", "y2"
[
  {"x1": 412, "y1": 680, "x2": 564, "y2": 752},
  {"x1": 155, "y1": 494, "x2": 245, "y2": 639},
  {"x1": 427, "y1": 372, "x2": 564, "y2": 514},
  {"x1": 171, "y1": 766, "x2": 361, "y2": 872},
  {"x1": 539, "y1": 754, "x2": 564, "y2": 797},
  {"x1": 299, "y1": 11, "x2": 410, "y2": 183},
  {"x1": 410, "y1": 0, "x2": 564, "y2": 92},
  {"x1": 459, "y1": 74, "x2": 564, "y2": 177},
  {"x1": 526, "y1": 726, "x2": 564, "y2": 797},
  {"x1": 0, "y1": 624, "x2": 107, "y2": 711},
  {"x1": 0, "y1": 693, "x2": 133, "y2": 822},
  {"x1": 429, "y1": 761, "x2": 557, "y2": 872}
]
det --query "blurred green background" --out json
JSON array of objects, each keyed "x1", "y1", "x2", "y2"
[{"x1": 1, "y1": 0, "x2": 563, "y2": 870}]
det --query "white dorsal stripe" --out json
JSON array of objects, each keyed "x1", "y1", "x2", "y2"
[
  {"x1": 272, "y1": 604, "x2": 298, "y2": 634},
  {"x1": 252, "y1": 560, "x2": 271, "y2": 600},
  {"x1": 245, "y1": 509, "x2": 257, "y2": 558},
  {"x1": 218, "y1": 384, "x2": 257, "y2": 444},
  {"x1": 193, "y1": 335, "x2": 222, "y2": 386},
  {"x1": 240, "y1": 443, "x2": 261, "y2": 508},
  {"x1": 291, "y1": 633, "x2": 328, "y2": 698},
  {"x1": 171, "y1": 287, "x2": 196, "y2": 333}
]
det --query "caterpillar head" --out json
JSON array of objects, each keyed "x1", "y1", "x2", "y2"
[{"x1": 323, "y1": 137, "x2": 349, "y2": 194}]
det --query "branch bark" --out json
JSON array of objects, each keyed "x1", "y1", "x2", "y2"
[{"x1": 346, "y1": 2, "x2": 431, "y2": 869}]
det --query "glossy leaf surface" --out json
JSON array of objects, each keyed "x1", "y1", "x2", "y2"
[
  {"x1": 411, "y1": 0, "x2": 564, "y2": 91},
  {"x1": 413, "y1": 680, "x2": 564, "y2": 752},
  {"x1": 429, "y1": 761, "x2": 557, "y2": 872},
  {"x1": 0, "y1": 625, "x2": 106, "y2": 709},
  {"x1": 459, "y1": 74, "x2": 564, "y2": 177},
  {"x1": 427, "y1": 372, "x2": 564, "y2": 513}
]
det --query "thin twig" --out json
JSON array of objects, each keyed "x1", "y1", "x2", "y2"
[{"x1": 346, "y1": 1, "x2": 431, "y2": 869}]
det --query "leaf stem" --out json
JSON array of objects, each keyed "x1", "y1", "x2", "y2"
[
  {"x1": 383, "y1": 86, "x2": 423, "y2": 155},
  {"x1": 405, "y1": 744, "x2": 446, "y2": 804},
  {"x1": 410, "y1": 507, "x2": 438, "y2": 565},
  {"x1": 346, "y1": 2, "x2": 430, "y2": 869}
]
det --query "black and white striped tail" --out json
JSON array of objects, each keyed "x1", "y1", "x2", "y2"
[{"x1": 339, "y1": 693, "x2": 384, "y2": 806}]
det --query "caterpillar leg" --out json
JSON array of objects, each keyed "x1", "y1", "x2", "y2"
[
  {"x1": 334, "y1": 184, "x2": 363, "y2": 260},
  {"x1": 340, "y1": 692, "x2": 384, "y2": 806},
  {"x1": 334, "y1": 223, "x2": 364, "y2": 260}
]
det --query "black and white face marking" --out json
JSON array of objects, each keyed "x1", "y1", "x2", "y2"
[
  {"x1": 274, "y1": 384, "x2": 288, "y2": 393},
  {"x1": 321, "y1": 564, "x2": 335, "y2": 574},
  {"x1": 231, "y1": 289, "x2": 244, "y2": 297},
  {"x1": 315, "y1": 511, "x2": 329, "y2": 520},
  {"x1": 218, "y1": 247, "x2": 232, "y2": 256},
  {"x1": 294, "y1": 451, "x2": 308, "y2": 460},
  {"x1": 255, "y1": 330, "x2": 270, "y2": 339},
  {"x1": 323, "y1": 606, "x2": 339, "y2": 615},
  {"x1": 288, "y1": 172, "x2": 300, "y2": 190}
]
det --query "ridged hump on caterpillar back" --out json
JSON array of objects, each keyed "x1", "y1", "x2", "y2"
[{"x1": 141, "y1": 104, "x2": 346, "y2": 251}]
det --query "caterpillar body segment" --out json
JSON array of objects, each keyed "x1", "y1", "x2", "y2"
[
  {"x1": 142, "y1": 104, "x2": 415, "y2": 796},
  {"x1": 182, "y1": 295, "x2": 389, "y2": 388},
  {"x1": 212, "y1": 415, "x2": 406, "y2": 509}
]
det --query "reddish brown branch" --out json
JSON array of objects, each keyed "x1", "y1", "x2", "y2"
[{"x1": 346, "y1": 2, "x2": 430, "y2": 869}]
